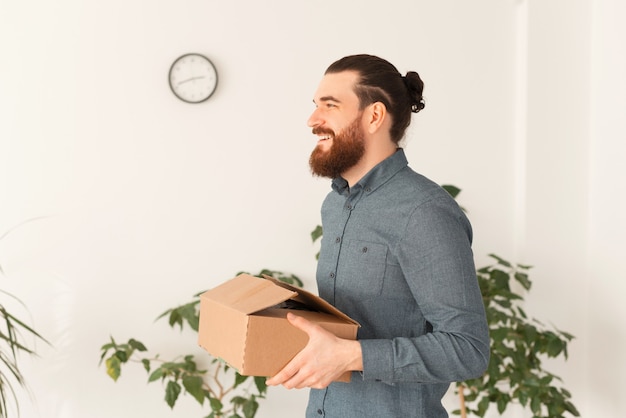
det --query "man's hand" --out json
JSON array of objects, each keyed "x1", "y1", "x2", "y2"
[{"x1": 266, "y1": 312, "x2": 362, "y2": 390}]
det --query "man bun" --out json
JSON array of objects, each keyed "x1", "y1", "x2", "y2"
[{"x1": 403, "y1": 71, "x2": 425, "y2": 113}]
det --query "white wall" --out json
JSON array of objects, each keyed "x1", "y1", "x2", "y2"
[
  {"x1": 0, "y1": 0, "x2": 623, "y2": 417},
  {"x1": 586, "y1": 0, "x2": 626, "y2": 414}
]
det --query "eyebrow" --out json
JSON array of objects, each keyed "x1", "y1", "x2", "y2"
[{"x1": 314, "y1": 95, "x2": 342, "y2": 104}]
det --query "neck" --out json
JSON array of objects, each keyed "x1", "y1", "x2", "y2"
[{"x1": 342, "y1": 143, "x2": 397, "y2": 187}]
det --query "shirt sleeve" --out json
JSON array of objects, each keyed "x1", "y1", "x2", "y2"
[{"x1": 359, "y1": 196, "x2": 490, "y2": 383}]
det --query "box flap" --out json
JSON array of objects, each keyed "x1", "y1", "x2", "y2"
[
  {"x1": 203, "y1": 274, "x2": 298, "y2": 315},
  {"x1": 263, "y1": 275, "x2": 360, "y2": 326}
]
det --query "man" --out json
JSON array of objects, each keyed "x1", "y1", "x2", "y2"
[{"x1": 267, "y1": 54, "x2": 490, "y2": 417}]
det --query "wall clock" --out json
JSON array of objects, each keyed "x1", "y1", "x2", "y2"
[{"x1": 168, "y1": 53, "x2": 218, "y2": 103}]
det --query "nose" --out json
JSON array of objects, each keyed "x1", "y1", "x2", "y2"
[{"x1": 307, "y1": 107, "x2": 322, "y2": 128}]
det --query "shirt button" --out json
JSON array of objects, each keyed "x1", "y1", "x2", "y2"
[
  {"x1": 335, "y1": 236, "x2": 341, "y2": 243},
  {"x1": 329, "y1": 272, "x2": 335, "y2": 279},
  {"x1": 317, "y1": 409, "x2": 323, "y2": 415},
  {"x1": 362, "y1": 246, "x2": 368, "y2": 253},
  {"x1": 346, "y1": 203, "x2": 352, "y2": 210}
]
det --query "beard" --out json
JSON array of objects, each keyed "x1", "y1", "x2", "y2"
[{"x1": 309, "y1": 116, "x2": 366, "y2": 179}]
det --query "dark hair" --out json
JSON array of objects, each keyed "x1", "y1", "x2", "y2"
[{"x1": 325, "y1": 54, "x2": 425, "y2": 144}]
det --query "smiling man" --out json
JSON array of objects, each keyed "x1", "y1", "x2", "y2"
[{"x1": 267, "y1": 54, "x2": 490, "y2": 418}]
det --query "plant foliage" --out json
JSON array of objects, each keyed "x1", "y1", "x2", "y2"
[
  {"x1": 453, "y1": 255, "x2": 579, "y2": 418},
  {"x1": 99, "y1": 269, "x2": 302, "y2": 418},
  {"x1": 0, "y1": 220, "x2": 50, "y2": 418},
  {"x1": 0, "y1": 292, "x2": 48, "y2": 418}
]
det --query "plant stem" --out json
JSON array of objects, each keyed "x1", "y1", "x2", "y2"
[
  {"x1": 213, "y1": 362, "x2": 225, "y2": 399},
  {"x1": 458, "y1": 383, "x2": 467, "y2": 418}
]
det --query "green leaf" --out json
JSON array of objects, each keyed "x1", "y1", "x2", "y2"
[
  {"x1": 148, "y1": 368, "x2": 164, "y2": 382},
  {"x1": 488, "y1": 254, "x2": 512, "y2": 268},
  {"x1": 128, "y1": 338, "x2": 147, "y2": 351},
  {"x1": 105, "y1": 356, "x2": 121, "y2": 381},
  {"x1": 530, "y1": 395, "x2": 542, "y2": 414},
  {"x1": 490, "y1": 327, "x2": 508, "y2": 342},
  {"x1": 514, "y1": 272, "x2": 532, "y2": 290},
  {"x1": 154, "y1": 300, "x2": 200, "y2": 332},
  {"x1": 442, "y1": 184, "x2": 461, "y2": 198},
  {"x1": 141, "y1": 359, "x2": 151, "y2": 373},
  {"x1": 547, "y1": 337, "x2": 565, "y2": 357},
  {"x1": 169, "y1": 302, "x2": 200, "y2": 331},
  {"x1": 165, "y1": 380, "x2": 181, "y2": 409},
  {"x1": 497, "y1": 396, "x2": 508, "y2": 414},
  {"x1": 99, "y1": 342, "x2": 115, "y2": 364},
  {"x1": 183, "y1": 355, "x2": 199, "y2": 372},
  {"x1": 517, "y1": 388, "x2": 529, "y2": 406},
  {"x1": 243, "y1": 397, "x2": 259, "y2": 418},
  {"x1": 254, "y1": 376, "x2": 268, "y2": 395},
  {"x1": 523, "y1": 324, "x2": 538, "y2": 341},
  {"x1": 100, "y1": 342, "x2": 115, "y2": 352},
  {"x1": 234, "y1": 372, "x2": 248, "y2": 388},
  {"x1": 565, "y1": 400, "x2": 581, "y2": 416},
  {"x1": 231, "y1": 396, "x2": 247, "y2": 406},
  {"x1": 476, "y1": 396, "x2": 490, "y2": 416},
  {"x1": 310, "y1": 225, "x2": 323, "y2": 243},
  {"x1": 209, "y1": 397, "x2": 223, "y2": 412},
  {"x1": 113, "y1": 350, "x2": 128, "y2": 363},
  {"x1": 490, "y1": 269, "x2": 510, "y2": 291},
  {"x1": 182, "y1": 375, "x2": 205, "y2": 405}
]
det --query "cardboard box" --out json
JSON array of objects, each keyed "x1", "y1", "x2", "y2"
[{"x1": 198, "y1": 274, "x2": 359, "y2": 382}]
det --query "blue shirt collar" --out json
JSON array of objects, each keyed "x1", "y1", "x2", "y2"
[{"x1": 331, "y1": 148, "x2": 408, "y2": 196}]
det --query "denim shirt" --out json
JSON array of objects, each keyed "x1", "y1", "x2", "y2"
[{"x1": 306, "y1": 149, "x2": 490, "y2": 418}]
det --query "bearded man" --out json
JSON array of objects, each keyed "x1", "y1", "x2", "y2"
[{"x1": 267, "y1": 54, "x2": 490, "y2": 418}]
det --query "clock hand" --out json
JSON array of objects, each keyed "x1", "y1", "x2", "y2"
[{"x1": 177, "y1": 76, "x2": 206, "y2": 86}]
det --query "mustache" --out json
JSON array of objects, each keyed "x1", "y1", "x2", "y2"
[{"x1": 312, "y1": 127, "x2": 335, "y2": 136}]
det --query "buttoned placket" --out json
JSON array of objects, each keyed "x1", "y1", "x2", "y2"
[{"x1": 328, "y1": 184, "x2": 368, "y2": 304}]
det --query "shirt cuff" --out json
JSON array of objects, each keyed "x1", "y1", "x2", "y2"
[{"x1": 360, "y1": 339, "x2": 395, "y2": 382}]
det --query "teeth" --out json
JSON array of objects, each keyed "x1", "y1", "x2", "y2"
[{"x1": 318, "y1": 135, "x2": 331, "y2": 141}]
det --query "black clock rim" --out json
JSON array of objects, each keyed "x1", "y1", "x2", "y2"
[{"x1": 168, "y1": 53, "x2": 218, "y2": 104}]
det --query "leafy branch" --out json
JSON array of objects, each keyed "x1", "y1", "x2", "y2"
[
  {"x1": 99, "y1": 269, "x2": 302, "y2": 418},
  {"x1": 0, "y1": 295, "x2": 49, "y2": 418},
  {"x1": 454, "y1": 255, "x2": 579, "y2": 418},
  {"x1": 0, "y1": 219, "x2": 50, "y2": 418}
]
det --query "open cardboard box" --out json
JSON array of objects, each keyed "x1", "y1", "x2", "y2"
[{"x1": 198, "y1": 274, "x2": 359, "y2": 382}]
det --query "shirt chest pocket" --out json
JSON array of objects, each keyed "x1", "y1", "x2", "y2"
[{"x1": 337, "y1": 240, "x2": 388, "y2": 297}]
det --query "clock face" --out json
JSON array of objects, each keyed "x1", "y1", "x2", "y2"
[{"x1": 168, "y1": 53, "x2": 218, "y2": 103}]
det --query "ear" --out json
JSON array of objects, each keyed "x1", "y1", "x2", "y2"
[{"x1": 363, "y1": 102, "x2": 387, "y2": 134}]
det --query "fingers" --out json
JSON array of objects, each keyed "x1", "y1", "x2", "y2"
[
  {"x1": 266, "y1": 313, "x2": 340, "y2": 390},
  {"x1": 266, "y1": 355, "x2": 300, "y2": 387},
  {"x1": 266, "y1": 314, "x2": 309, "y2": 387},
  {"x1": 286, "y1": 312, "x2": 316, "y2": 334},
  {"x1": 267, "y1": 361, "x2": 327, "y2": 390},
  {"x1": 266, "y1": 315, "x2": 321, "y2": 389}
]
